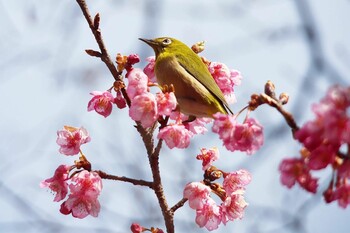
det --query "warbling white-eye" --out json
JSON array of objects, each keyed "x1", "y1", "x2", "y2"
[{"x1": 139, "y1": 37, "x2": 233, "y2": 118}]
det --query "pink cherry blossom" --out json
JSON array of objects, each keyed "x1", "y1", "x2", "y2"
[
  {"x1": 195, "y1": 198, "x2": 222, "y2": 231},
  {"x1": 279, "y1": 157, "x2": 318, "y2": 193},
  {"x1": 157, "y1": 124, "x2": 193, "y2": 149},
  {"x1": 56, "y1": 126, "x2": 91, "y2": 156},
  {"x1": 294, "y1": 120, "x2": 324, "y2": 151},
  {"x1": 130, "y1": 223, "x2": 145, "y2": 233},
  {"x1": 183, "y1": 182, "x2": 211, "y2": 210},
  {"x1": 124, "y1": 54, "x2": 140, "y2": 72},
  {"x1": 232, "y1": 118, "x2": 264, "y2": 155},
  {"x1": 212, "y1": 113, "x2": 264, "y2": 154},
  {"x1": 230, "y1": 69, "x2": 242, "y2": 86},
  {"x1": 306, "y1": 143, "x2": 337, "y2": 170},
  {"x1": 87, "y1": 91, "x2": 115, "y2": 117},
  {"x1": 333, "y1": 184, "x2": 350, "y2": 208},
  {"x1": 196, "y1": 147, "x2": 220, "y2": 171},
  {"x1": 169, "y1": 110, "x2": 189, "y2": 122},
  {"x1": 40, "y1": 164, "x2": 70, "y2": 202},
  {"x1": 223, "y1": 169, "x2": 252, "y2": 195},
  {"x1": 295, "y1": 85, "x2": 350, "y2": 162},
  {"x1": 221, "y1": 192, "x2": 248, "y2": 224},
  {"x1": 338, "y1": 160, "x2": 350, "y2": 179},
  {"x1": 143, "y1": 56, "x2": 156, "y2": 83},
  {"x1": 343, "y1": 119, "x2": 350, "y2": 144},
  {"x1": 156, "y1": 92, "x2": 177, "y2": 116},
  {"x1": 126, "y1": 68, "x2": 149, "y2": 99},
  {"x1": 60, "y1": 170, "x2": 102, "y2": 218},
  {"x1": 115, "y1": 90, "x2": 127, "y2": 109},
  {"x1": 208, "y1": 62, "x2": 242, "y2": 104},
  {"x1": 322, "y1": 85, "x2": 350, "y2": 110},
  {"x1": 129, "y1": 92, "x2": 158, "y2": 128},
  {"x1": 323, "y1": 185, "x2": 336, "y2": 203},
  {"x1": 185, "y1": 117, "x2": 212, "y2": 135}
]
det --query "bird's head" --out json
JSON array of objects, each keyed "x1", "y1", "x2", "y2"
[{"x1": 139, "y1": 37, "x2": 185, "y2": 58}]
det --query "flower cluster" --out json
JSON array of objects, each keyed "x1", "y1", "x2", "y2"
[
  {"x1": 85, "y1": 53, "x2": 265, "y2": 154},
  {"x1": 86, "y1": 54, "x2": 262, "y2": 152},
  {"x1": 279, "y1": 85, "x2": 350, "y2": 207},
  {"x1": 41, "y1": 126, "x2": 103, "y2": 218},
  {"x1": 208, "y1": 62, "x2": 242, "y2": 104},
  {"x1": 127, "y1": 66, "x2": 177, "y2": 128},
  {"x1": 212, "y1": 113, "x2": 264, "y2": 154},
  {"x1": 184, "y1": 148, "x2": 251, "y2": 231}
]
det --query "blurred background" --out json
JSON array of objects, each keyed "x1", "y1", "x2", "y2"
[{"x1": 0, "y1": 0, "x2": 349, "y2": 232}]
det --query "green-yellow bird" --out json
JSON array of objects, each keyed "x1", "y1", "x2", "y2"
[{"x1": 139, "y1": 37, "x2": 233, "y2": 118}]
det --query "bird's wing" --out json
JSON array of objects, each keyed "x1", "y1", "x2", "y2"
[{"x1": 176, "y1": 53, "x2": 233, "y2": 114}]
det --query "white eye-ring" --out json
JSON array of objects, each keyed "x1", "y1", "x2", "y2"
[{"x1": 162, "y1": 38, "x2": 172, "y2": 45}]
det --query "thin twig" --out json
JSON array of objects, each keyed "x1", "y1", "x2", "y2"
[
  {"x1": 259, "y1": 93, "x2": 299, "y2": 134},
  {"x1": 75, "y1": 0, "x2": 131, "y2": 106},
  {"x1": 249, "y1": 81, "x2": 300, "y2": 135},
  {"x1": 96, "y1": 170, "x2": 154, "y2": 188},
  {"x1": 170, "y1": 198, "x2": 188, "y2": 213}
]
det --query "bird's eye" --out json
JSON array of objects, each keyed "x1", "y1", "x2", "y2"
[{"x1": 162, "y1": 38, "x2": 172, "y2": 45}]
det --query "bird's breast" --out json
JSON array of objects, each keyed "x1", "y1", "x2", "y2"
[{"x1": 154, "y1": 56, "x2": 226, "y2": 117}]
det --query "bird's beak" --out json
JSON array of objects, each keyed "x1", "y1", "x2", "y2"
[
  {"x1": 139, "y1": 38, "x2": 162, "y2": 56},
  {"x1": 139, "y1": 38, "x2": 158, "y2": 49}
]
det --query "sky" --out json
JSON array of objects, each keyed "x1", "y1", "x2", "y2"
[{"x1": 0, "y1": 0, "x2": 349, "y2": 232}]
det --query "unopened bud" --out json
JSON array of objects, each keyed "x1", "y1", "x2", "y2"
[
  {"x1": 191, "y1": 41, "x2": 206, "y2": 54},
  {"x1": 116, "y1": 53, "x2": 128, "y2": 72},
  {"x1": 279, "y1": 92, "x2": 289, "y2": 105},
  {"x1": 93, "y1": 13, "x2": 100, "y2": 29},
  {"x1": 248, "y1": 94, "x2": 262, "y2": 111},
  {"x1": 264, "y1": 80, "x2": 276, "y2": 98},
  {"x1": 85, "y1": 49, "x2": 102, "y2": 58}
]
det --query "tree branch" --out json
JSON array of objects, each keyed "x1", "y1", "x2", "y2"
[
  {"x1": 259, "y1": 93, "x2": 299, "y2": 134},
  {"x1": 249, "y1": 81, "x2": 300, "y2": 135},
  {"x1": 96, "y1": 170, "x2": 153, "y2": 188},
  {"x1": 170, "y1": 198, "x2": 188, "y2": 214},
  {"x1": 75, "y1": 0, "x2": 131, "y2": 106},
  {"x1": 76, "y1": 1, "x2": 176, "y2": 231}
]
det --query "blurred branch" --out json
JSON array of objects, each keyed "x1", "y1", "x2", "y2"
[{"x1": 291, "y1": 0, "x2": 346, "y2": 116}]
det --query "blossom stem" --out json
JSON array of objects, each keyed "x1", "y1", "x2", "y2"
[{"x1": 236, "y1": 105, "x2": 248, "y2": 118}]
